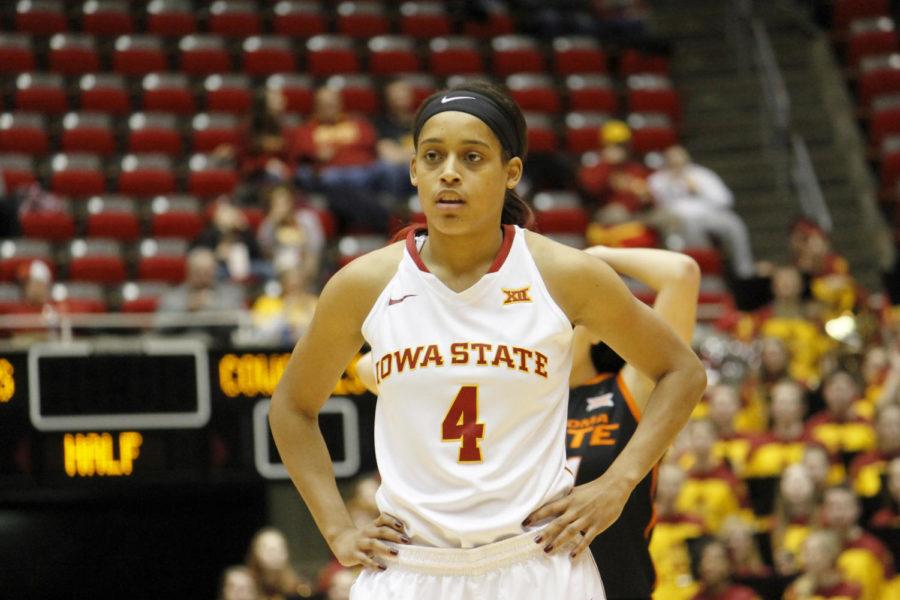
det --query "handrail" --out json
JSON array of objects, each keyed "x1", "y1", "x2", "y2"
[
  {"x1": 791, "y1": 134, "x2": 832, "y2": 232},
  {"x1": 751, "y1": 17, "x2": 791, "y2": 139}
]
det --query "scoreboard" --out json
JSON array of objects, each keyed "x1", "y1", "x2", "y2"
[{"x1": 0, "y1": 340, "x2": 376, "y2": 496}]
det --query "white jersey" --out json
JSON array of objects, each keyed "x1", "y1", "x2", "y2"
[{"x1": 361, "y1": 225, "x2": 575, "y2": 548}]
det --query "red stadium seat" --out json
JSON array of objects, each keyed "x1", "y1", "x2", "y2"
[
  {"x1": 267, "y1": 73, "x2": 314, "y2": 115},
  {"x1": 149, "y1": 195, "x2": 205, "y2": 240},
  {"x1": 628, "y1": 112, "x2": 678, "y2": 154},
  {"x1": 118, "y1": 154, "x2": 176, "y2": 197},
  {"x1": 67, "y1": 238, "x2": 126, "y2": 284},
  {"x1": 871, "y1": 94, "x2": 900, "y2": 146},
  {"x1": 192, "y1": 113, "x2": 241, "y2": 154},
  {"x1": 491, "y1": 35, "x2": 545, "y2": 76},
  {"x1": 81, "y1": 0, "x2": 135, "y2": 36},
  {"x1": 429, "y1": 37, "x2": 484, "y2": 76},
  {"x1": 858, "y1": 53, "x2": 900, "y2": 107},
  {"x1": 208, "y1": 0, "x2": 261, "y2": 37},
  {"x1": 553, "y1": 36, "x2": 607, "y2": 75},
  {"x1": 61, "y1": 112, "x2": 116, "y2": 156},
  {"x1": 337, "y1": 1, "x2": 389, "y2": 38},
  {"x1": 337, "y1": 234, "x2": 388, "y2": 266},
  {"x1": 179, "y1": 35, "x2": 232, "y2": 75},
  {"x1": 142, "y1": 73, "x2": 195, "y2": 115},
  {"x1": 85, "y1": 195, "x2": 140, "y2": 241},
  {"x1": 463, "y1": 4, "x2": 514, "y2": 39},
  {"x1": 507, "y1": 74, "x2": 561, "y2": 114},
  {"x1": 847, "y1": 17, "x2": 899, "y2": 67},
  {"x1": 52, "y1": 281, "x2": 108, "y2": 313},
  {"x1": 0, "y1": 154, "x2": 37, "y2": 191},
  {"x1": 306, "y1": 35, "x2": 359, "y2": 76},
  {"x1": 15, "y1": 0, "x2": 67, "y2": 36},
  {"x1": 524, "y1": 113, "x2": 559, "y2": 153},
  {"x1": 50, "y1": 153, "x2": 106, "y2": 197},
  {"x1": 833, "y1": 0, "x2": 890, "y2": 31},
  {"x1": 0, "y1": 239, "x2": 53, "y2": 282},
  {"x1": 15, "y1": 73, "x2": 67, "y2": 115},
  {"x1": 147, "y1": 0, "x2": 197, "y2": 36},
  {"x1": 20, "y1": 198, "x2": 76, "y2": 242},
  {"x1": 0, "y1": 34, "x2": 36, "y2": 74},
  {"x1": 532, "y1": 190, "x2": 589, "y2": 234},
  {"x1": 204, "y1": 74, "x2": 253, "y2": 114},
  {"x1": 273, "y1": 0, "x2": 326, "y2": 36},
  {"x1": 127, "y1": 112, "x2": 182, "y2": 156},
  {"x1": 326, "y1": 74, "x2": 379, "y2": 115},
  {"x1": 368, "y1": 36, "x2": 420, "y2": 76},
  {"x1": 48, "y1": 33, "x2": 100, "y2": 75},
  {"x1": 620, "y1": 49, "x2": 670, "y2": 76},
  {"x1": 0, "y1": 112, "x2": 49, "y2": 156},
  {"x1": 118, "y1": 281, "x2": 171, "y2": 312},
  {"x1": 242, "y1": 36, "x2": 297, "y2": 76},
  {"x1": 400, "y1": 73, "x2": 438, "y2": 107},
  {"x1": 564, "y1": 111, "x2": 610, "y2": 155},
  {"x1": 683, "y1": 247, "x2": 724, "y2": 276},
  {"x1": 137, "y1": 238, "x2": 188, "y2": 283},
  {"x1": 400, "y1": 2, "x2": 452, "y2": 38},
  {"x1": 78, "y1": 73, "x2": 130, "y2": 116},
  {"x1": 187, "y1": 154, "x2": 238, "y2": 197},
  {"x1": 113, "y1": 35, "x2": 167, "y2": 76},
  {"x1": 626, "y1": 74, "x2": 681, "y2": 121},
  {"x1": 565, "y1": 74, "x2": 618, "y2": 113}
]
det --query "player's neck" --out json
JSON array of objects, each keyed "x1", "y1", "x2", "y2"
[{"x1": 421, "y1": 225, "x2": 504, "y2": 279}]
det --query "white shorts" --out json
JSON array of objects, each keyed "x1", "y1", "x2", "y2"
[{"x1": 350, "y1": 530, "x2": 606, "y2": 600}]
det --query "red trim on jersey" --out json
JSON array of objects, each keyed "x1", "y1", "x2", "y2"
[{"x1": 404, "y1": 225, "x2": 516, "y2": 274}]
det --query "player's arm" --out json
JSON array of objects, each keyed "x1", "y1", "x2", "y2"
[
  {"x1": 269, "y1": 247, "x2": 404, "y2": 570},
  {"x1": 584, "y1": 246, "x2": 700, "y2": 410},
  {"x1": 526, "y1": 234, "x2": 706, "y2": 556}
]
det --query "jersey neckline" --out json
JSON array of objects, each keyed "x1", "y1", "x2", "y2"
[{"x1": 405, "y1": 224, "x2": 516, "y2": 275}]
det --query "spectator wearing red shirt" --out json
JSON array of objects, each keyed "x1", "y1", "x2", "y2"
[
  {"x1": 804, "y1": 369, "x2": 876, "y2": 460},
  {"x1": 744, "y1": 379, "x2": 807, "y2": 478},
  {"x1": 849, "y1": 403, "x2": 900, "y2": 500},
  {"x1": 870, "y1": 456, "x2": 900, "y2": 529},
  {"x1": 690, "y1": 538, "x2": 760, "y2": 600},
  {"x1": 578, "y1": 120, "x2": 653, "y2": 214},
  {"x1": 291, "y1": 86, "x2": 389, "y2": 232}
]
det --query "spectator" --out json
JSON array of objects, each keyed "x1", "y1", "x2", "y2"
[
  {"x1": 804, "y1": 369, "x2": 876, "y2": 459},
  {"x1": 218, "y1": 565, "x2": 260, "y2": 600},
  {"x1": 704, "y1": 384, "x2": 754, "y2": 475},
  {"x1": 772, "y1": 464, "x2": 820, "y2": 575},
  {"x1": 690, "y1": 537, "x2": 760, "y2": 600},
  {"x1": 346, "y1": 472, "x2": 380, "y2": 530},
  {"x1": 155, "y1": 248, "x2": 245, "y2": 338},
  {"x1": 849, "y1": 403, "x2": 900, "y2": 501},
  {"x1": 678, "y1": 419, "x2": 750, "y2": 532},
  {"x1": 325, "y1": 568, "x2": 358, "y2": 600},
  {"x1": 290, "y1": 86, "x2": 389, "y2": 233},
  {"x1": 245, "y1": 527, "x2": 313, "y2": 600},
  {"x1": 650, "y1": 463, "x2": 708, "y2": 600},
  {"x1": 744, "y1": 379, "x2": 807, "y2": 478},
  {"x1": 250, "y1": 265, "x2": 318, "y2": 346},
  {"x1": 9, "y1": 260, "x2": 54, "y2": 316},
  {"x1": 789, "y1": 218, "x2": 853, "y2": 305},
  {"x1": 256, "y1": 184, "x2": 324, "y2": 285},
  {"x1": 237, "y1": 87, "x2": 293, "y2": 189},
  {"x1": 718, "y1": 516, "x2": 772, "y2": 581},
  {"x1": 820, "y1": 485, "x2": 895, "y2": 600},
  {"x1": 870, "y1": 456, "x2": 900, "y2": 528},
  {"x1": 784, "y1": 529, "x2": 862, "y2": 599},
  {"x1": 877, "y1": 340, "x2": 900, "y2": 406},
  {"x1": 861, "y1": 345, "x2": 890, "y2": 406},
  {"x1": 196, "y1": 199, "x2": 271, "y2": 283},
  {"x1": 757, "y1": 337, "x2": 792, "y2": 391},
  {"x1": 373, "y1": 79, "x2": 417, "y2": 202},
  {"x1": 649, "y1": 145, "x2": 756, "y2": 280},
  {"x1": 802, "y1": 443, "x2": 844, "y2": 496}
]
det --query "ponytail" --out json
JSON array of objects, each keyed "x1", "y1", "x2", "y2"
[{"x1": 502, "y1": 189, "x2": 534, "y2": 229}]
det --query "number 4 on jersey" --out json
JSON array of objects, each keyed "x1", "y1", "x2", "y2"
[{"x1": 442, "y1": 386, "x2": 485, "y2": 462}]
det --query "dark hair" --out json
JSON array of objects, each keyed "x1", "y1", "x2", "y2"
[
  {"x1": 589, "y1": 341, "x2": 626, "y2": 375},
  {"x1": 412, "y1": 80, "x2": 533, "y2": 229}
]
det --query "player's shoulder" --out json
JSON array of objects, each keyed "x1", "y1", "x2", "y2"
[
  {"x1": 523, "y1": 229, "x2": 602, "y2": 278},
  {"x1": 320, "y1": 241, "x2": 404, "y2": 318}
]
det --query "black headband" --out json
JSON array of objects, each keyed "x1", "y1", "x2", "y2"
[{"x1": 413, "y1": 91, "x2": 524, "y2": 158}]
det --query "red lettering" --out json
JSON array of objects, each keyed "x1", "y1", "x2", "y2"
[
  {"x1": 451, "y1": 342, "x2": 469, "y2": 365},
  {"x1": 394, "y1": 346, "x2": 424, "y2": 373},
  {"x1": 491, "y1": 344, "x2": 516, "y2": 369},
  {"x1": 420, "y1": 344, "x2": 445, "y2": 368},
  {"x1": 470, "y1": 343, "x2": 492, "y2": 366},
  {"x1": 534, "y1": 351, "x2": 549, "y2": 378},
  {"x1": 511, "y1": 347, "x2": 533, "y2": 372}
]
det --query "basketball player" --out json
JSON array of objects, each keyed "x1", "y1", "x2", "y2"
[
  {"x1": 564, "y1": 246, "x2": 700, "y2": 599},
  {"x1": 355, "y1": 246, "x2": 700, "y2": 599},
  {"x1": 268, "y1": 81, "x2": 706, "y2": 599}
]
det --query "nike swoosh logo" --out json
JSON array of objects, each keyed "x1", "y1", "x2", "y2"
[
  {"x1": 388, "y1": 294, "x2": 417, "y2": 306},
  {"x1": 441, "y1": 96, "x2": 476, "y2": 104}
]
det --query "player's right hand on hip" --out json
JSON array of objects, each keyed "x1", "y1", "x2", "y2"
[{"x1": 332, "y1": 513, "x2": 410, "y2": 571}]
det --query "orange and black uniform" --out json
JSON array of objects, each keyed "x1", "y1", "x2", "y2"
[{"x1": 567, "y1": 372, "x2": 657, "y2": 599}]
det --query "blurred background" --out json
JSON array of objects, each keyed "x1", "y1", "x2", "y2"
[{"x1": 1, "y1": 0, "x2": 900, "y2": 598}]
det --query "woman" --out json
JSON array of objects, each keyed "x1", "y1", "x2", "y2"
[
  {"x1": 245, "y1": 527, "x2": 312, "y2": 600},
  {"x1": 268, "y1": 81, "x2": 706, "y2": 598}
]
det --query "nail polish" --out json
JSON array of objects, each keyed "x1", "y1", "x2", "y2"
[
  {"x1": 401, "y1": 536, "x2": 410, "y2": 544},
  {"x1": 534, "y1": 535, "x2": 542, "y2": 544},
  {"x1": 390, "y1": 549, "x2": 399, "y2": 556},
  {"x1": 543, "y1": 545, "x2": 553, "y2": 553}
]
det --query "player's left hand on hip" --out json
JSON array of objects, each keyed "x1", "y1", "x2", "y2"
[{"x1": 522, "y1": 478, "x2": 628, "y2": 559}]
